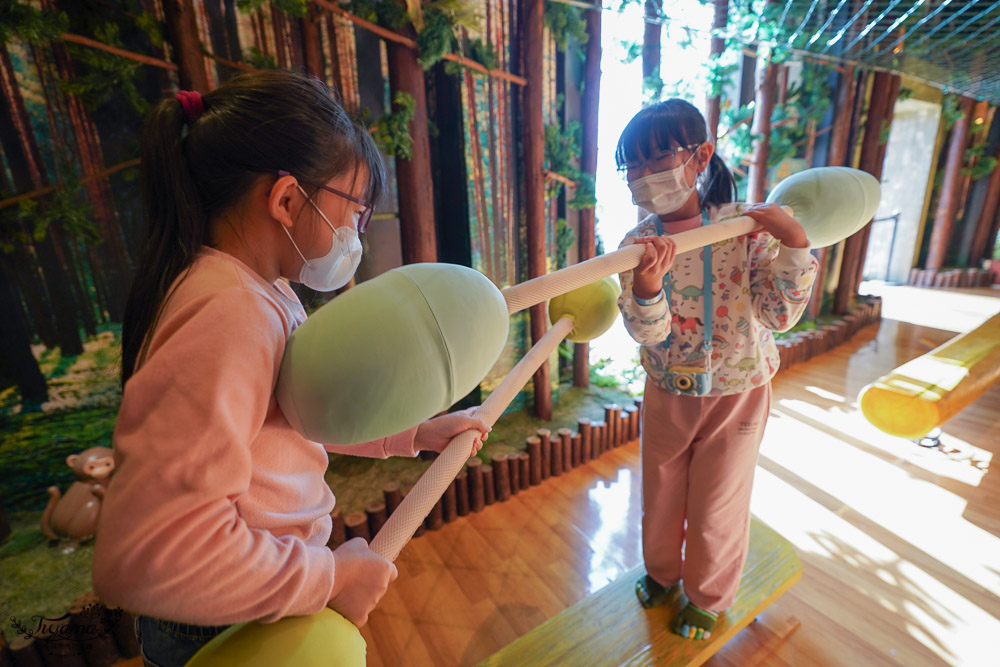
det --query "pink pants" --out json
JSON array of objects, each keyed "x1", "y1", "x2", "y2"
[{"x1": 640, "y1": 379, "x2": 772, "y2": 611}]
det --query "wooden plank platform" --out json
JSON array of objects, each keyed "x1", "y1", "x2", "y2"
[{"x1": 478, "y1": 517, "x2": 802, "y2": 667}]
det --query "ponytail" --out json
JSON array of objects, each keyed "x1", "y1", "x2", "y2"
[
  {"x1": 121, "y1": 98, "x2": 207, "y2": 386},
  {"x1": 699, "y1": 151, "x2": 736, "y2": 209}
]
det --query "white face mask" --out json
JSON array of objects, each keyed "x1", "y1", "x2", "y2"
[
  {"x1": 280, "y1": 185, "x2": 363, "y2": 292},
  {"x1": 628, "y1": 152, "x2": 698, "y2": 215}
]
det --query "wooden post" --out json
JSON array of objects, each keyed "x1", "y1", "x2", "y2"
[
  {"x1": 327, "y1": 508, "x2": 346, "y2": 550},
  {"x1": 527, "y1": 436, "x2": 542, "y2": 485},
  {"x1": 625, "y1": 404, "x2": 639, "y2": 441},
  {"x1": 642, "y1": 0, "x2": 662, "y2": 85},
  {"x1": 493, "y1": 453, "x2": 512, "y2": 502},
  {"x1": 969, "y1": 129, "x2": 1000, "y2": 265},
  {"x1": 162, "y1": 0, "x2": 210, "y2": 92},
  {"x1": 467, "y1": 457, "x2": 485, "y2": 512},
  {"x1": 482, "y1": 465, "x2": 496, "y2": 505},
  {"x1": 619, "y1": 412, "x2": 630, "y2": 446},
  {"x1": 575, "y1": 5, "x2": 602, "y2": 388},
  {"x1": 425, "y1": 496, "x2": 444, "y2": 530},
  {"x1": 366, "y1": 501, "x2": 388, "y2": 536},
  {"x1": 835, "y1": 72, "x2": 898, "y2": 314},
  {"x1": 387, "y1": 22, "x2": 437, "y2": 263},
  {"x1": 571, "y1": 432, "x2": 581, "y2": 467},
  {"x1": 850, "y1": 73, "x2": 901, "y2": 294},
  {"x1": 926, "y1": 96, "x2": 976, "y2": 271},
  {"x1": 809, "y1": 65, "x2": 856, "y2": 320},
  {"x1": 559, "y1": 428, "x2": 573, "y2": 472},
  {"x1": 300, "y1": 9, "x2": 324, "y2": 77},
  {"x1": 111, "y1": 609, "x2": 140, "y2": 659},
  {"x1": 705, "y1": 0, "x2": 729, "y2": 141},
  {"x1": 538, "y1": 428, "x2": 552, "y2": 480},
  {"x1": 69, "y1": 602, "x2": 121, "y2": 667},
  {"x1": 523, "y1": 0, "x2": 552, "y2": 419},
  {"x1": 518, "y1": 453, "x2": 531, "y2": 492},
  {"x1": 9, "y1": 636, "x2": 44, "y2": 667},
  {"x1": 345, "y1": 511, "x2": 370, "y2": 541},
  {"x1": 746, "y1": 49, "x2": 779, "y2": 203},
  {"x1": 383, "y1": 482, "x2": 403, "y2": 516},
  {"x1": 594, "y1": 421, "x2": 606, "y2": 456},
  {"x1": 510, "y1": 451, "x2": 521, "y2": 494},
  {"x1": 443, "y1": 479, "x2": 458, "y2": 522},
  {"x1": 603, "y1": 405, "x2": 618, "y2": 447},
  {"x1": 456, "y1": 471, "x2": 470, "y2": 516},
  {"x1": 551, "y1": 432, "x2": 563, "y2": 477},
  {"x1": 578, "y1": 418, "x2": 592, "y2": 464}
]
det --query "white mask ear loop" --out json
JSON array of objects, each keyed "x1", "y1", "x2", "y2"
[{"x1": 276, "y1": 184, "x2": 340, "y2": 269}]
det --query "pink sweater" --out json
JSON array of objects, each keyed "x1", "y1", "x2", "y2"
[{"x1": 93, "y1": 247, "x2": 417, "y2": 625}]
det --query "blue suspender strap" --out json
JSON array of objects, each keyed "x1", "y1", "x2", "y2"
[{"x1": 701, "y1": 210, "x2": 713, "y2": 360}]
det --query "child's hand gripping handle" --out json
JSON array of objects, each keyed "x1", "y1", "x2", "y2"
[{"x1": 499, "y1": 209, "x2": 791, "y2": 315}]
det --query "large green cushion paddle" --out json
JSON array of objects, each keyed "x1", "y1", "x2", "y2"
[
  {"x1": 276, "y1": 263, "x2": 508, "y2": 446},
  {"x1": 766, "y1": 166, "x2": 881, "y2": 248}
]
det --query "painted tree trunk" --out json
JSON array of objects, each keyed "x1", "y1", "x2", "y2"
[
  {"x1": 926, "y1": 96, "x2": 975, "y2": 271},
  {"x1": 834, "y1": 71, "x2": 897, "y2": 314},
  {"x1": 575, "y1": 7, "x2": 602, "y2": 389},
  {"x1": 746, "y1": 52, "x2": 778, "y2": 203},
  {"x1": 969, "y1": 136, "x2": 1000, "y2": 266},
  {"x1": 0, "y1": 267, "x2": 48, "y2": 409},
  {"x1": 705, "y1": 0, "x2": 728, "y2": 142},
  {"x1": 301, "y1": 9, "x2": 324, "y2": 77},
  {"x1": 642, "y1": 0, "x2": 661, "y2": 85},
  {"x1": 163, "y1": 0, "x2": 211, "y2": 91},
  {"x1": 522, "y1": 0, "x2": 551, "y2": 420},
  {"x1": 956, "y1": 105, "x2": 1000, "y2": 266},
  {"x1": 387, "y1": 33, "x2": 438, "y2": 263}
]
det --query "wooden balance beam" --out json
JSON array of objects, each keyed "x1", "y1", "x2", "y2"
[{"x1": 478, "y1": 517, "x2": 802, "y2": 667}]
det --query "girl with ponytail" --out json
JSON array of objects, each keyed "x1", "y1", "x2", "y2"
[
  {"x1": 613, "y1": 99, "x2": 819, "y2": 640},
  {"x1": 93, "y1": 70, "x2": 489, "y2": 666}
]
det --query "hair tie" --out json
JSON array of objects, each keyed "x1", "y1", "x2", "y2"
[{"x1": 176, "y1": 90, "x2": 205, "y2": 124}]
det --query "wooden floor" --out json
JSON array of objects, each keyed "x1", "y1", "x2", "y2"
[{"x1": 361, "y1": 285, "x2": 1000, "y2": 667}]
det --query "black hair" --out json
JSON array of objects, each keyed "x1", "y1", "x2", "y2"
[
  {"x1": 121, "y1": 70, "x2": 386, "y2": 386},
  {"x1": 615, "y1": 98, "x2": 736, "y2": 209}
]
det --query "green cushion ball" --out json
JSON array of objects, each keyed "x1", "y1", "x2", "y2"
[
  {"x1": 276, "y1": 263, "x2": 508, "y2": 446},
  {"x1": 766, "y1": 166, "x2": 882, "y2": 248},
  {"x1": 186, "y1": 609, "x2": 364, "y2": 667},
  {"x1": 548, "y1": 276, "x2": 622, "y2": 343}
]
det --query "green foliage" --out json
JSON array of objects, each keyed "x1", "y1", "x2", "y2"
[
  {"x1": 941, "y1": 95, "x2": 965, "y2": 131},
  {"x1": 417, "y1": 6, "x2": 458, "y2": 69},
  {"x1": 619, "y1": 39, "x2": 642, "y2": 65},
  {"x1": 544, "y1": 1, "x2": 588, "y2": 51},
  {"x1": 244, "y1": 45, "x2": 278, "y2": 70},
  {"x1": 543, "y1": 121, "x2": 596, "y2": 208},
  {"x1": 466, "y1": 37, "x2": 499, "y2": 71},
  {"x1": 372, "y1": 91, "x2": 416, "y2": 160},
  {"x1": 707, "y1": 59, "x2": 739, "y2": 98},
  {"x1": 0, "y1": 0, "x2": 68, "y2": 44},
  {"x1": 134, "y1": 11, "x2": 164, "y2": 47},
  {"x1": 236, "y1": 0, "x2": 307, "y2": 17},
  {"x1": 554, "y1": 217, "x2": 576, "y2": 270},
  {"x1": 59, "y1": 22, "x2": 149, "y2": 114},
  {"x1": 962, "y1": 144, "x2": 999, "y2": 181}
]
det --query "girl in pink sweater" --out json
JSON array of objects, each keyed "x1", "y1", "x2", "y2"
[{"x1": 92, "y1": 71, "x2": 489, "y2": 666}]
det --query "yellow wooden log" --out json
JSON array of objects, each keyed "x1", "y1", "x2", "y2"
[
  {"x1": 860, "y1": 311, "x2": 1000, "y2": 440},
  {"x1": 478, "y1": 517, "x2": 802, "y2": 667}
]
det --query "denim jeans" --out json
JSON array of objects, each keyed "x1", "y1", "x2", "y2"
[{"x1": 134, "y1": 615, "x2": 230, "y2": 667}]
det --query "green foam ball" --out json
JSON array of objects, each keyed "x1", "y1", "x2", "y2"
[
  {"x1": 276, "y1": 263, "x2": 508, "y2": 446},
  {"x1": 186, "y1": 609, "x2": 364, "y2": 667},
  {"x1": 766, "y1": 166, "x2": 881, "y2": 248},
  {"x1": 548, "y1": 276, "x2": 622, "y2": 343}
]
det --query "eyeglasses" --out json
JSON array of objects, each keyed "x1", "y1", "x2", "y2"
[
  {"x1": 620, "y1": 143, "x2": 703, "y2": 180},
  {"x1": 274, "y1": 170, "x2": 375, "y2": 233}
]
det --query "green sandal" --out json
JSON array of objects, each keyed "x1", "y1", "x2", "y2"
[{"x1": 635, "y1": 574, "x2": 674, "y2": 609}]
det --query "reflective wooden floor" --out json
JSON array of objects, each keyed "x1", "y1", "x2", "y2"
[{"x1": 362, "y1": 285, "x2": 1000, "y2": 667}]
